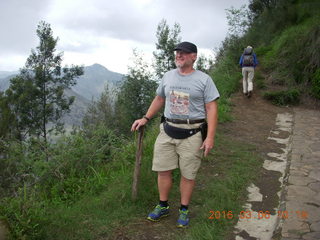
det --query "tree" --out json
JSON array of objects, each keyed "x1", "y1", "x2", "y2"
[
  {"x1": 82, "y1": 84, "x2": 116, "y2": 131},
  {"x1": 226, "y1": 5, "x2": 251, "y2": 37},
  {"x1": 196, "y1": 54, "x2": 214, "y2": 74},
  {"x1": 249, "y1": 0, "x2": 278, "y2": 19},
  {"x1": 153, "y1": 19, "x2": 181, "y2": 79},
  {"x1": 115, "y1": 50, "x2": 157, "y2": 134},
  {"x1": 0, "y1": 92, "x2": 15, "y2": 139},
  {"x1": 5, "y1": 21, "x2": 84, "y2": 142}
]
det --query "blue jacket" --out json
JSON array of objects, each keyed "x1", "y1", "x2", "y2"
[{"x1": 239, "y1": 53, "x2": 258, "y2": 68}]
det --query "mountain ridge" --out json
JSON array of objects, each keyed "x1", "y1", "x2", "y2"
[
  {"x1": 72, "y1": 63, "x2": 124, "y2": 100},
  {"x1": 0, "y1": 64, "x2": 124, "y2": 127}
]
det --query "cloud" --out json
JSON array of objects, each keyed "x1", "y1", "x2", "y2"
[
  {"x1": 0, "y1": 0, "x2": 52, "y2": 55},
  {"x1": 153, "y1": 0, "x2": 247, "y2": 49},
  {"x1": 48, "y1": 0, "x2": 158, "y2": 43},
  {"x1": 49, "y1": 0, "x2": 247, "y2": 48},
  {"x1": 0, "y1": 0, "x2": 249, "y2": 72}
]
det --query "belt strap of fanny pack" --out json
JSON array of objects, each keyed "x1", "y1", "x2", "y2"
[
  {"x1": 163, "y1": 122, "x2": 203, "y2": 139},
  {"x1": 165, "y1": 118, "x2": 205, "y2": 124}
]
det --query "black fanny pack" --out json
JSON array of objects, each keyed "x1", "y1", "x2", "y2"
[{"x1": 163, "y1": 122, "x2": 208, "y2": 141}]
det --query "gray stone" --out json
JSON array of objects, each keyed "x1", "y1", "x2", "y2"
[
  {"x1": 286, "y1": 185, "x2": 316, "y2": 199},
  {"x1": 302, "y1": 166, "x2": 316, "y2": 172},
  {"x1": 288, "y1": 176, "x2": 315, "y2": 186},
  {"x1": 297, "y1": 205, "x2": 320, "y2": 222},
  {"x1": 312, "y1": 192, "x2": 320, "y2": 202},
  {"x1": 309, "y1": 182, "x2": 320, "y2": 192},
  {"x1": 302, "y1": 232, "x2": 320, "y2": 240},
  {"x1": 291, "y1": 162, "x2": 306, "y2": 169},
  {"x1": 309, "y1": 170, "x2": 320, "y2": 181},
  {"x1": 302, "y1": 153, "x2": 314, "y2": 160},
  {"x1": 305, "y1": 157, "x2": 320, "y2": 165},
  {"x1": 310, "y1": 222, "x2": 320, "y2": 232},
  {"x1": 310, "y1": 142, "x2": 320, "y2": 151},
  {"x1": 282, "y1": 218, "x2": 310, "y2": 237},
  {"x1": 291, "y1": 153, "x2": 303, "y2": 161},
  {"x1": 290, "y1": 169, "x2": 309, "y2": 177},
  {"x1": 273, "y1": 109, "x2": 320, "y2": 239},
  {"x1": 284, "y1": 202, "x2": 319, "y2": 223}
]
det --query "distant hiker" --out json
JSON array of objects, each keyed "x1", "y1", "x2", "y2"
[
  {"x1": 239, "y1": 46, "x2": 258, "y2": 98},
  {"x1": 131, "y1": 41, "x2": 220, "y2": 228}
]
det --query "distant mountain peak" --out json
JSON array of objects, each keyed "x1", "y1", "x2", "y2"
[
  {"x1": 73, "y1": 64, "x2": 124, "y2": 100},
  {"x1": 89, "y1": 63, "x2": 108, "y2": 70}
]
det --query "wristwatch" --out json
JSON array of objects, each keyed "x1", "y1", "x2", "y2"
[{"x1": 143, "y1": 115, "x2": 150, "y2": 121}]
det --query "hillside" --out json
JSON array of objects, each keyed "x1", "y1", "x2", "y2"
[
  {"x1": 0, "y1": 64, "x2": 124, "y2": 127},
  {"x1": 0, "y1": 64, "x2": 124, "y2": 100},
  {"x1": 231, "y1": 0, "x2": 320, "y2": 104},
  {"x1": 63, "y1": 64, "x2": 124, "y2": 127},
  {"x1": 72, "y1": 63, "x2": 124, "y2": 100},
  {"x1": 0, "y1": 71, "x2": 19, "y2": 79},
  {"x1": 0, "y1": 74, "x2": 14, "y2": 91}
]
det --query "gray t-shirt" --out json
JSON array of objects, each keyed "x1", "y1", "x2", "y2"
[{"x1": 156, "y1": 69, "x2": 220, "y2": 120}]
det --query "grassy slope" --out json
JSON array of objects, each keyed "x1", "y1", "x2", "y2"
[
  {"x1": 41, "y1": 126, "x2": 261, "y2": 240},
  {"x1": 250, "y1": 2, "x2": 320, "y2": 103}
]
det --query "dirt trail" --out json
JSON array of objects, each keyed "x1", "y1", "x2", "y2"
[
  {"x1": 223, "y1": 88, "x2": 293, "y2": 240},
  {"x1": 222, "y1": 88, "x2": 293, "y2": 212}
]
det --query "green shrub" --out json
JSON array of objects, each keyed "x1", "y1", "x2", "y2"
[
  {"x1": 263, "y1": 89, "x2": 301, "y2": 106},
  {"x1": 311, "y1": 69, "x2": 320, "y2": 99},
  {"x1": 0, "y1": 186, "x2": 49, "y2": 239},
  {"x1": 254, "y1": 45, "x2": 272, "y2": 57},
  {"x1": 263, "y1": 17, "x2": 320, "y2": 86},
  {"x1": 255, "y1": 70, "x2": 266, "y2": 89},
  {"x1": 210, "y1": 54, "x2": 242, "y2": 123}
]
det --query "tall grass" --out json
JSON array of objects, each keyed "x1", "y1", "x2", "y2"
[
  {"x1": 263, "y1": 17, "x2": 319, "y2": 84},
  {"x1": 209, "y1": 53, "x2": 242, "y2": 123},
  {"x1": 263, "y1": 89, "x2": 301, "y2": 106},
  {"x1": 4, "y1": 123, "x2": 260, "y2": 240}
]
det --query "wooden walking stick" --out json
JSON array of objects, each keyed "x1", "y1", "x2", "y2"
[{"x1": 132, "y1": 126, "x2": 145, "y2": 200}]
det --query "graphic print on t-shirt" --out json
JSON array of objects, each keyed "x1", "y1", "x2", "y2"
[{"x1": 169, "y1": 90, "x2": 190, "y2": 116}]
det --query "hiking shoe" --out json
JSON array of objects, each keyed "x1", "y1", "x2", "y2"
[
  {"x1": 177, "y1": 209, "x2": 189, "y2": 228},
  {"x1": 147, "y1": 205, "x2": 169, "y2": 221},
  {"x1": 247, "y1": 91, "x2": 252, "y2": 98}
]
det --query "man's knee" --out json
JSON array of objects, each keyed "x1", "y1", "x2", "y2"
[
  {"x1": 158, "y1": 170, "x2": 172, "y2": 177},
  {"x1": 181, "y1": 175, "x2": 195, "y2": 182}
]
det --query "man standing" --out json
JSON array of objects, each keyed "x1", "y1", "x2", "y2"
[
  {"x1": 131, "y1": 41, "x2": 220, "y2": 227},
  {"x1": 239, "y1": 46, "x2": 258, "y2": 98}
]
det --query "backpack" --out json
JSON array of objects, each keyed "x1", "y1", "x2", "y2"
[{"x1": 243, "y1": 47, "x2": 254, "y2": 66}]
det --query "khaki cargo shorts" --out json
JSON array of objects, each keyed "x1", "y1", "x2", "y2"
[{"x1": 152, "y1": 122, "x2": 204, "y2": 180}]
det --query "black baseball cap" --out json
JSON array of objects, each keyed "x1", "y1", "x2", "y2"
[{"x1": 174, "y1": 41, "x2": 197, "y2": 53}]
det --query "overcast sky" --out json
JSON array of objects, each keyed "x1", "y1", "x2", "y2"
[{"x1": 0, "y1": 0, "x2": 248, "y2": 74}]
